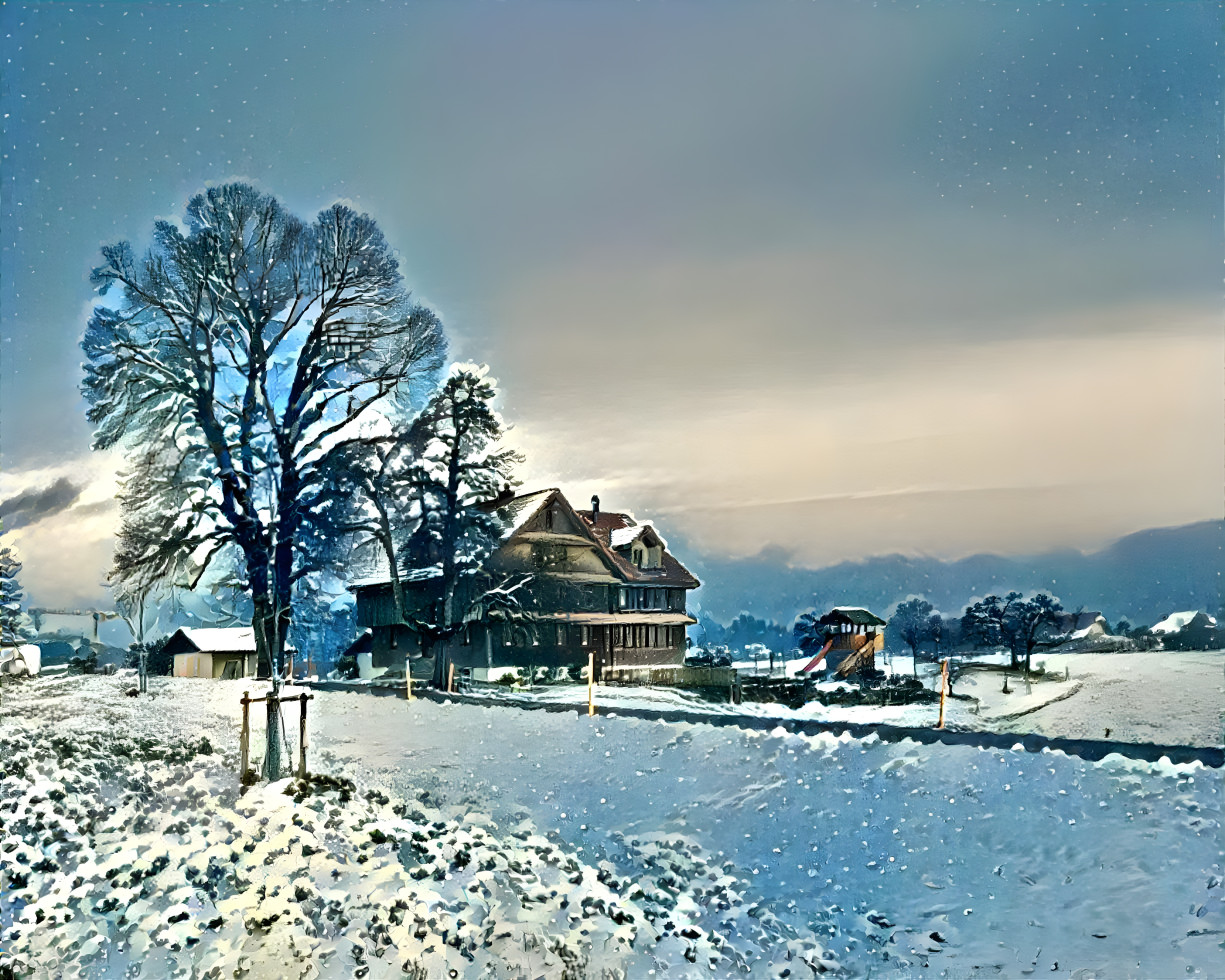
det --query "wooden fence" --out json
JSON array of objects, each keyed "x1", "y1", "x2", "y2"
[{"x1": 601, "y1": 665, "x2": 739, "y2": 689}]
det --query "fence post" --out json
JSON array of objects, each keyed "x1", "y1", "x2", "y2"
[
  {"x1": 239, "y1": 691, "x2": 250, "y2": 784},
  {"x1": 264, "y1": 691, "x2": 280, "y2": 780},
  {"x1": 297, "y1": 695, "x2": 309, "y2": 779},
  {"x1": 447, "y1": 661, "x2": 455, "y2": 694},
  {"x1": 936, "y1": 659, "x2": 949, "y2": 729},
  {"x1": 587, "y1": 651, "x2": 595, "y2": 717},
  {"x1": 406, "y1": 657, "x2": 413, "y2": 701}
]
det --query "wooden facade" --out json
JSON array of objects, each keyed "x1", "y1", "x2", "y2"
[{"x1": 352, "y1": 489, "x2": 700, "y2": 681}]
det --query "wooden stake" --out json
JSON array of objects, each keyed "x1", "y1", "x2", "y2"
[
  {"x1": 587, "y1": 651, "x2": 595, "y2": 717},
  {"x1": 936, "y1": 658, "x2": 949, "y2": 729},
  {"x1": 447, "y1": 661, "x2": 455, "y2": 694},
  {"x1": 406, "y1": 660, "x2": 413, "y2": 701},
  {"x1": 297, "y1": 694, "x2": 308, "y2": 779},
  {"x1": 239, "y1": 691, "x2": 250, "y2": 783}
]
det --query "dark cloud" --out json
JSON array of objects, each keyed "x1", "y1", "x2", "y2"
[{"x1": 0, "y1": 477, "x2": 85, "y2": 530}]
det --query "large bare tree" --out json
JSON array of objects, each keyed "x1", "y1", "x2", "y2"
[{"x1": 82, "y1": 183, "x2": 445, "y2": 772}]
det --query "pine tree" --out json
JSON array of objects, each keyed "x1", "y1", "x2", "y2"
[{"x1": 402, "y1": 366, "x2": 522, "y2": 687}]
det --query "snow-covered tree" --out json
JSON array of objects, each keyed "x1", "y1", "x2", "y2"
[
  {"x1": 0, "y1": 543, "x2": 34, "y2": 649},
  {"x1": 82, "y1": 183, "x2": 446, "y2": 772},
  {"x1": 792, "y1": 611, "x2": 833, "y2": 658},
  {"x1": 398, "y1": 367, "x2": 523, "y2": 687}
]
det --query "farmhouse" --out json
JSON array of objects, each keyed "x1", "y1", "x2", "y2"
[
  {"x1": 799, "y1": 606, "x2": 887, "y2": 678},
  {"x1": 351, "y1": 489, "x2": 700, "y2": 682},
  {"x1": 167, "y1": 627, "x2": 263, "y2": 679}
]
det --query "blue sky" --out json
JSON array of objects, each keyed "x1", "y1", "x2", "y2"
[{"x1": 1, "y1": 1, "x2": 1221, "y2": 606}]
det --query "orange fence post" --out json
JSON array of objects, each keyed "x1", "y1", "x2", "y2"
[{"x1": 587, "y1": 651, "x2": 595, "y2": 717}]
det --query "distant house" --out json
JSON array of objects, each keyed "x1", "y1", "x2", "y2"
[
  {"x1": 1150, "y1": 610, "x2": 1219, "y2": 651},
  {"x1": 799, "y1": 607, "x2": 886, "y2": 678},
  {"x1": 351, "y1": 489, "x2": 700, "y2": 682},
  {"x1": 1052, "y1": 611, "x2": 1108, "y2": 636},
  {"x1": 167, "y1": 627, "x2": 268, "y2": 679}
]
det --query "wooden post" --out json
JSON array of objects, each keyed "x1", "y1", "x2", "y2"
[
  {"x1": 936, "y1": 658, "x2": 949, "y2": 729},
  {"x1": 406, "y1": 661, "x2": 413, "y2": 701},
  {"x1": 587, "y1": 651, "x2": 595, "y2": 717},
  {"x1": 297, "y1": 695, "x2": 308, "y2": 779},
  {"x1": 447, "y1": 661, "x2": 455, "y2": 694},
  {"x1": 239, "y1": 691, "x2": 250, "y2": 783}
]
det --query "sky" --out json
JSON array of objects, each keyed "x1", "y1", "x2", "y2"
[{"x1": 0, "y1": 1, "x2": 1221, "y2": 609}]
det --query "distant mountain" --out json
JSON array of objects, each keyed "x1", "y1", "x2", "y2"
[{"x1": 682, "y1": 520, "x2": 1224, "y2": 630}]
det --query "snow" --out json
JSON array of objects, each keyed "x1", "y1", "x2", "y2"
[
  {"x1": 609, "y1": 525, "x2": 646, "y2": 548},
  {"x1": 177, "y1": 627, "x2": 259, "y2": 651},
  {"x1": 1, "y1": 658, "x2": 1222, "y2": 978},
  {"x1": 1151, "y1": 610, "x2": 1215, "y2": 634},
  {"x1": 0, "y1": 643, "x2": 41, "y2": 676}
]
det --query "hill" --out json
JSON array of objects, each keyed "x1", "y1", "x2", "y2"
[{"x1": 682, "y1": 519, "x2": 1223, "y2": 628}]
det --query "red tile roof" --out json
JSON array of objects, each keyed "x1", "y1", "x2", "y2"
[{"x1": 575, "y1": 508, "x2": 699, "y2": 589}]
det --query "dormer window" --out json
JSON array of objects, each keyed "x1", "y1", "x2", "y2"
[{"x1": 632, "y1": 547, "x2": 643, "y2": 567}]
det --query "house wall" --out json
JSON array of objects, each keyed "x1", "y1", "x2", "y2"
[
  {"x1": 208, "y1": 654, "x2": 256, "y2": 679},
  {"x1": 174, "y1": 652, "x2": 212, "y2": 678},
  {"x1": 446, "y1": 620, "x2": 686, "y2": 677},
  {"x1": 173, "y1": 651, "x2": 257, "y2": 678}
]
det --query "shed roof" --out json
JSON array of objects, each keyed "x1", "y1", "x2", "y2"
[
  {"x1": 820, "y1": 607, "x2": 886, "y2": 628},
  {"x1": 165, "y1": 626, "x2": 296, "y2": 654},
  {"x1": 171, "y1": 627, "x2": 257, "y2": 652}
]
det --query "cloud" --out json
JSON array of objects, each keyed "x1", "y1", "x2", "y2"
[{"x1": 0, "y1": 477, "x2": 85, "y2": 531}]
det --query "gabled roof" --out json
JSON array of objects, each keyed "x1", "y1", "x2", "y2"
[
  {"x1": 575, "y1": 507, "x2": 699, "y2": 589},
  {"x1": 820, "y1": 607, "x2": 886, "y2": 628},
  {"x1": 495, "y1": 488, "x2": 557, "y2": 540},
  {"x1": 166, "y1": 626, "x2": 297, "y2": 654},
  {"x1": 1151, "y1": 610, "x2": 1216, "y2": 634},
  {"x1": 171, "y1": 627, "x2": 257, "y2": 653}
]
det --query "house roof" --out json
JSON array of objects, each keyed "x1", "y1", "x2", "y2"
[
  {"x1": 574, "y1": 507, "x2": 699, "y2": 589},
  {"x1": 820, "y1": 607, "x2": 886, "y2": 628},
  {"x1": 165, "y1": 626, "x2": 297, "y2": 654},
  {"x1": 347, "y1": 487, "x2": 700, "y2": 594},
  {"x1": 495, "y1": 488, "x2": 557, "y2": 540},
  {"x1": 1151, "y1": 610, "x2": 1216, "y2": 634},
  {"x1": 349, "y1": 566, "x2": 443, "y2": 590}
]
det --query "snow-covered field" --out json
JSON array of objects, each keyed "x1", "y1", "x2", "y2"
[
  {"x1": 2, "y1": 670, "x2": 1223, "y2": 978},
  {"x1": 450, "y1": 650, "x2": 1225, "y2": 747}
]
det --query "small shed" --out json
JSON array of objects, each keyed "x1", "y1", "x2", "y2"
[
  {"x1": 800, "y1": 606, "x2": 887, "y2": 678},
  {"x1": 167, "y1": 627, "x2": 263, "y2": 679}
]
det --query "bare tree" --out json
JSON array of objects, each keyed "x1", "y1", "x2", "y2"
[{"x1": 82, "y1": 183, "x2": 446, "y2": 775}]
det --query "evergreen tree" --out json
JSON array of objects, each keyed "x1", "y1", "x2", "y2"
[
  {"x1": 0, "y1": 544, "x2": 34, "y2": 650},
  {"x1": 400, "y1": 367, "x2": 522, "y2": 687}
]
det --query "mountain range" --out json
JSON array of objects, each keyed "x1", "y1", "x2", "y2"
[{"x1": 681, "y1": 519, "x2": 1223, "y2": 630}]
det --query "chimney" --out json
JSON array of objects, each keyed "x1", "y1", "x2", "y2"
[{"x1": 591, "y1": 494, "x2": 600, "y2": 523}]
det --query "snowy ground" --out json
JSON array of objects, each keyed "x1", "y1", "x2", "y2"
[
  {"x1": 2, "y1": 670, "x2": 1223, "y2": 979},
  {"x1": 443, "y1": 650, "x2": 1225, "y2": 747}
]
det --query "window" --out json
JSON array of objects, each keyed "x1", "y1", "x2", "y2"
[
  {"x1": 557, "y1": 625, "x2": 566, "y2": 646},
  {"x1": 581, "y1": 626, "x2": 590, "y2": 647},
  {"x1": 544, "y1": 508, "x2": 554, "y2": 531},
  {"x1": 632, "y1": 548, "x2": 643, "y2": 567},
  {"x1": 532, "y1": 543, "x2": 566, "y2": 568}
]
